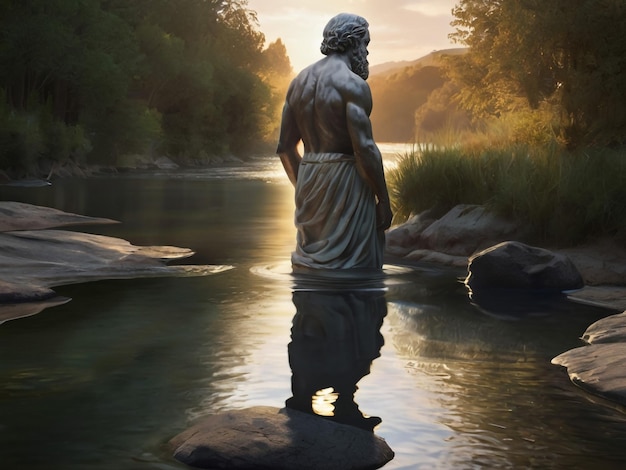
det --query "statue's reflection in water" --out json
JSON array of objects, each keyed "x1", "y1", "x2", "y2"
[{"x1": 285, "y1": 286, "x2": 387, "y2": 432}]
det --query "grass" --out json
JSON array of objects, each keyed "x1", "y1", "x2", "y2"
[{"x1": 388, "y1": 142, "x2": 626, "y2": 246}]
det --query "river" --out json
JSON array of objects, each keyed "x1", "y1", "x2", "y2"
[{"x1": 2, "y1": 146, "x2": 626, "y2": 469}]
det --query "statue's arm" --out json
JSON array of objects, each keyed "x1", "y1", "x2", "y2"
[
  {"x1": 346, "y1": 87, "x2": 392, "y2": 230},
  {"x1": 276, "y1": 99, "x2": 302, "y2": 187}
]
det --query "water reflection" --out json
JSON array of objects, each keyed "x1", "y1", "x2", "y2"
[
  {"x1": 467, "y1": 286, "x2": 586, "y2": 320},
  {"x1": 4, "y1": 172, "x2": 626, "y2": 469},
  {"x1": 286, "y1": 286, "x2": 387, "y2": 432}
]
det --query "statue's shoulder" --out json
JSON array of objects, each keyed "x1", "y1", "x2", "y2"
[{"x1": 288, "y1": 58, "x2": 369, "y2": 105}]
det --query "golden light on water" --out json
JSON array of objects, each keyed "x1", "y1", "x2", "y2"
[{"x1": 311, "y1": 386, "x2": 339, "y2": 417}]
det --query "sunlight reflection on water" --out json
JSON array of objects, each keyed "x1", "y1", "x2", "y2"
[{"x1": 1, "y1": 153, "x2": 626, "y2": 469}]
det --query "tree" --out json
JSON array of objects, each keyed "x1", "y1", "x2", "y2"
[
  {"x1": 0, "y1": 0, "x2": 288, "y2": 174},
  {"x1": 449, "y1": 0, "x2": 626, "y2": 147}
]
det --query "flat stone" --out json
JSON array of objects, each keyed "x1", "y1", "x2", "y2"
[
  {"x1": 568, "y1": 286, "x2": 626, "y2": 312},
  {"x1": 552, "y1": 343, "x2": 626, "y2": 406},
  {"x1": 0, "y1": 203, "x2": 233, "y2": 318},
  {"x1": 0, "y1": 229, "x2": 213, "y2": 288},
  {"x1": 0, "y1": 201, "x2": 117, "y2": 232},
  {"x1": 0, "y1": 279, "x2": 57, "y2": 303},
  {"x1": 581, "y1": 311, "x2": 626, "y2": 344},
  {"x1": 169, "y1": 406, "x2": 394, "y2": 470},
  {"x1": 0, "y1": 296, "x2": 71, "y2": 324}
]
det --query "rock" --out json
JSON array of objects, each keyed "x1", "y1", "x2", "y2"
[
  {"x1": 0, "y1": 296, "x2": 71, "y2": 324},
  {"x1": 0, "y1": 201, "x2": 117, "y2": 232},
  {"x1": 465, "y1": 241, "x2": 584, "y2": 291},
  {"x1": 0, "y1": 203, "x2": 234, "y2": 318},
  {"x1": 154, "y1": 156, "x2": 179, "y2": 170},
  {"x1": 404, "y1": 249, "x2": 468, "y2": 268},
  {"x1": 3, "y1": 179, "x2": 51, "y2": 187},
  {"x1": 115, "y1": 153, "x2": 152, "y2": 169},
  {"x1": 581, "y1": 311, "x2": 626, "y2": 344},
  {"x1": 385, "y1": 211, "x2": 436, "y2": 257},
  {"x1": 552, "y1": 342, "x2": 626, "y2": 406},
  {"x1": 0, "y1": 279, "x2": 57, "y2": 303},
  {"x1": 553, "y1": 310, "x2": 626, "y2": 407},
  {"x1": 0, "y1": 229, "x2": 231, "y2": 289},
  {"x1": 418, "y1": 204, "x2": 520, "y2": 257},
  {"x1": 169, "y1": 406, "x2": 394, "y2": 470},
  {"x1": 567, "y1": 286, "x2": 626, "y2": 312},
  {"x1": 557, "y1": 239, "x2": 626, "y2": 286}
]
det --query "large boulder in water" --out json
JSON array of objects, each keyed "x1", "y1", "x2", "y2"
[
  {"x1": 169, "y1": 406, "x2": 394, "y2": 470},
  {"x1": 465, "y1": 241, "x2": 584, "y2": 291}
]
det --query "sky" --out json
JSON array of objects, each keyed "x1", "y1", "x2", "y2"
[{"x1": 246, "y1": 0, "x2": 459, "y2": 72}]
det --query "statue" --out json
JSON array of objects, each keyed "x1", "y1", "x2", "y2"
[{"x1": 277, "y1": 13, "x2": 393, "y2": 271}]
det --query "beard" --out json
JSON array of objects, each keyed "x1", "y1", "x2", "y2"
[{"x1": 351, "y1": 51, "x2": 369, "y2": 80}]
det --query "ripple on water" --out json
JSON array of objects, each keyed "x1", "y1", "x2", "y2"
[{"x1": 249, "y1": 261, "x2": 415, "y2": 292}]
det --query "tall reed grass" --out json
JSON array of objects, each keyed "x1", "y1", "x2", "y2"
[{"x1": 388, "y1": 143, "x2": 626, "y2": 245}]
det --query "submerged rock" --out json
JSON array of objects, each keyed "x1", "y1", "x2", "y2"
[{"x1": 169, "y1": 406, "x2": 394, "y2": 470}]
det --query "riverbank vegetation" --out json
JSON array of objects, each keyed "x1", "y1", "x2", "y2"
[
  {"x1": 0, "y1": 0, "x2": 292, "y2": 179},
  {"x1": 389, "y1": 142, "x2": 626, "y2": 245},
  {"x1": 388, "y1": 0, "x2": 626, "y2": 246}
]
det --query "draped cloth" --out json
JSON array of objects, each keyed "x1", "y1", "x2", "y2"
[{"x1": 292, "y1": 153, "x2": 384, "y2": 270}]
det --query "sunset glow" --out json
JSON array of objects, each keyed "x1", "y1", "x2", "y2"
[{"x1": 246, "y1": 0, "x2": 458, "y2": 72}]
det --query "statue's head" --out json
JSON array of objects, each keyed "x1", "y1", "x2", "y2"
[{"x1": 320, "y1": 13, "x2": 370, "y2": 79}]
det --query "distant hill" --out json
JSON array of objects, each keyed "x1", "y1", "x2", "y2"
[
  {"x1": 369, "y1": 48, "x2": 467, "y2": 77},
  {"x1": 368, "y1": 48, "x2": 467, "y2": 142}
]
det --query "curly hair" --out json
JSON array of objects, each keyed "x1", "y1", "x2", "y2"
[{"x1": 320, "y1": 13, "x2": 369, "y2": 56}]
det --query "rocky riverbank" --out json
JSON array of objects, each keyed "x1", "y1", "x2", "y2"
[
  {"x1": 386, "y1": 203, "x2": 626, "y2": 411},
  {"x1": 0, "y1": 201, "x2": 232, "y2": 323},
  {"x1": 386, "y1": 204, "x2": 626, "y2": 311}
]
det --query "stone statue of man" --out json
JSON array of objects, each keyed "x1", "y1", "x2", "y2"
[{"x1": 277, "y1": 13, "x2": 392, "y2": 271}]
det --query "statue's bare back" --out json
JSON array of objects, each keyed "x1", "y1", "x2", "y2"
[
  {"x1": 286, "y1": 56, "x2": 369, "y2": 155},
  {"x1": 276, "y1": 13, "x2": 392, "y2": 271}
]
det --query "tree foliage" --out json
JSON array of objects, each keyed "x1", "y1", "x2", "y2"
[
  {"x1": 0, "y1": 0, "x2": 292, "y2": 175},
  {"x1": 448, "y1": 0, "x2": 626, "y2": 147}
]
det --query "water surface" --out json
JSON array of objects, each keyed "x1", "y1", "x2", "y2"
[{"x1": 1, "y1": 150, "x2": 626, "y2": 469}]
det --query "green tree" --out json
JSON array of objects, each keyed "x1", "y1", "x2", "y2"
[
  {"x1": 449, "y1": 0, "x2": 626, "y2": 147},
  {"x1": 0, "y1": 0, "x2": 142, "y2": 170},
  {"x1": 0, "y1": 0, "x2": 289, "y2": 174}
]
